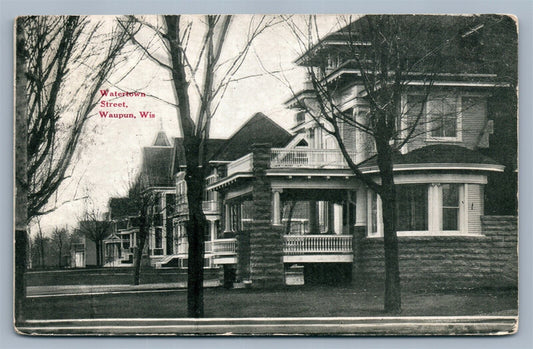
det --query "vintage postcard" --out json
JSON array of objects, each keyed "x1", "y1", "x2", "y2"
[{"x1": 14, "y1": 14, "x2": 518, "y2": 335}]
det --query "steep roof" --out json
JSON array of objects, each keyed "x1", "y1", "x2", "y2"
[
  {"x1": 361, "y1": 145, "x2": 500, "y2": 169},
  {"x1": 211, "y1": 112, "x2": 293, "y2": 161},
  {"x1": 153, "y1": 130, "x2": 171, "y2": 146},
  {"x1": 108, "y1": 197, "x2": 138, "y2": 219},
  {"x1": 141, "y1": 146, "x2": 173, "y2": 187}
]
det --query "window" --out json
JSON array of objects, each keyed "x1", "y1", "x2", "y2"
[
  {"x1": 295, "y1": 111, "x2": 306, "y2": 124},
  {"x1": 427, "y1": 97, "x2": 460, "y2": 140},
  {"x1": 368, "y1": 191, "x2": 380, "y2": 236},
  {"x1": 396, "y1": 185, "x2": 428, "y2": 231},
  {"x1": 442, "y1": 184, "x2": 460, "y2": 231},
  {"x1": 155, "y1": 228, "x2": 163, "y2": 249},
  {"x1": 367, "y1": 183, "x2": 467, "y2": 236}
]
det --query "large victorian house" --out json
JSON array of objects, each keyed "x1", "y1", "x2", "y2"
[
  {"x1": 203, "y1": 15, "x2": 517, "y2": 289},
  {"x1": 104, "y1": 15, "x2": 517, "y2": 291}
]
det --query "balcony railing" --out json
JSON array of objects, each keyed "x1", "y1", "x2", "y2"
[
  {"x1": 202, "y1": 200, "x2": 220, "y2": 213},
  {"x1": 206, "y1": 174, "x2": 219, "y2": 185},
  {"x1": 283, "y1": 235, "x2": 352, "y2": 255},
  {"x1": 227, "y1": 153, "x2": 253, "y2": 176},
  {"x1": 270, "y1": 148, "x2": 357, "y2": 169},
  {"x1": 212, "y1": 238, "x2": 237, "y2": 255},
  {"x1": 176, "y1": 201, "x2": 220, "y2": 215}
]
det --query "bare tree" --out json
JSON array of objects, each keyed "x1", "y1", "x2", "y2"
[
  {"x1": 76, "y1": 210, "x2": 112, "y2": 267},
  {"x1": 15, "y1": 15, "x2": 135, "y2": 322},
  {"x1": 125, "y1": 15, "x2": 280, "y2": 317},
  {"x1": 31, "y1": 219, "x2": 48, "y2": 269},
  {"x1": 126, "y1": 176, "x2": 156, "y2": 285},
  {"x1": 51, "y1": 227, "x2": 70, "y2": 268},
  {"x1": 281, "y1": 15, "x2": 516, "y2": 313}
]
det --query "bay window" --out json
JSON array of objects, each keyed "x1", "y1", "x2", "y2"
[
  {"x1": 367, "y1": 182, "x2": 467, "y2": 237},
  {"x1": 442, "y1": 184, "x2": 461, "y2": 231},
  {"x1": 396, "y1": 185, "x2": 428, "y2": 231}
]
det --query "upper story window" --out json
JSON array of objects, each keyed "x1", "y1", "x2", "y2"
[
  {"x1": 295, "y1": 110, "x2": 306, "y2": 125},
  {"x1": 426, "y1": 96, "x2": 461, "y2": 141}
]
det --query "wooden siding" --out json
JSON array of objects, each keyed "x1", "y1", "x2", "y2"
[{"x1": 467, "y1": 184, "x2": 484, "y2": 235}]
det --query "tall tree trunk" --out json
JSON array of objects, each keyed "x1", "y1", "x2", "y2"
[
  {"x1": 376, "y1": 135, "x2": 402, "y2": 314},
  {"x1": 186, "y1": 165, "x2": 207, "y2": 318},
  {"x1": 58, "y1": 241, "x2": 62, "y2": 268},
  {"x1": 133, "y1": 226, "x2": 148, "y2": 285},
  {"x1": 15, "y1": 20, "x2": 29, "y2": 324}
]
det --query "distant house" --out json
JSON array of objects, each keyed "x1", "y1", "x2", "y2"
[{"x1": 69, "y1": 233, "x2": 97, "y2": 268}]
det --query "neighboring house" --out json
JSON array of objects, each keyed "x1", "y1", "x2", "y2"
[
  {"x1": 69, "y1": 234, "x2": 97, "y2": 268},
  {"x1": 203, "y1": 15, "x2": 517, "y2": 289},
  {"x1": 103, "y1": 197, "x2": 140, "y2": 267},
  {"x1": 165, "y1": 112, "x2": 292, "y2": 269}
]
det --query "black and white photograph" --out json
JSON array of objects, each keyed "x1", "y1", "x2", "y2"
[{"x1": 13, "y1": 14, "x2": 518, "y2": 336}]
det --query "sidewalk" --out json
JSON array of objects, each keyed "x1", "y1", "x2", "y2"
[
  {"x1": 17, "y1": 316, "x2": 518, "y2": 335},
  {"x1": 27, "y1": 280, "x2": 221, "y2": 297}
]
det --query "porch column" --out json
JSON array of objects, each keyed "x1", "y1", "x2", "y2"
[
  {"x1": 272, "y1": 189, "x2": 282, "y2": 226},
  {"x1": 327, "y1": 202, "x2": 334, "y2": 233},
  {"x1": 333, "y1": 203, "x2": 343, "y2": 234},
  {"x1": 355, "y1": 187, "x2": 367, "y2": 227},
  {"x1": 210, "y1": 220, "x2": 216, "y2": 242},
  {"x1": 224, "y1": 203, "x2": 231, "y2": 232}
]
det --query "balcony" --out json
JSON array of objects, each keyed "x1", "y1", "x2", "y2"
[
  {"x1": 175, "y1": 201, "x2": 220, "y2": 215},
  {"x1": 270, "y1": 148, "x2": 356, "y2": 169},
  {"x1": 202, "y1": 200, "x2": 220, "y2": 213}
]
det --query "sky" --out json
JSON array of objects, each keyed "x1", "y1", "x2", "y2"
[{"x1": 33, "y1": 15, "x2": 343, "y2": 236}]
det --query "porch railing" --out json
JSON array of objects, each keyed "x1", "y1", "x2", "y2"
[
  {"x1": 177, "y1": 240, "x2": 214, "y2": 255},
  {"x1": 283, "y1": 235, "x2": 353, "y2": 255},
  {"x1": 227, "y1": 153, "x2": 253, "y2": 176},
  {"x1": 270, "y1": 148, "x2": 357, "y2": 169},
  {"x1": 212, "y1": 238, "x2": 237, "y2": 255}
]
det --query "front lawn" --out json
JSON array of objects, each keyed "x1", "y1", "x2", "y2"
[
  {"x1": 26, "y1": 268, "x2": 219, "y2": 286},
  {"x1": 23, "y1": 285, "x2": 517, "y2": 319}
]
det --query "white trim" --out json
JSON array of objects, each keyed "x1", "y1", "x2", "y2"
[
  {"x1": 425, "y1": 95, "x2": 463, "y2": 142},
  {"x1": 406, "y1": 81, "x2": 510, "y2": 88},
  {"x1": 361, "y1": 163, "x2": 504, "y2": 174},
  {"x1": 367, "y1": 231, "x2": 485, "y2": 238}
]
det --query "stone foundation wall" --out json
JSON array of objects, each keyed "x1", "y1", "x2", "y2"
[{"x1": 353, "y1": 216, "x2": 518, "y2": 290}]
